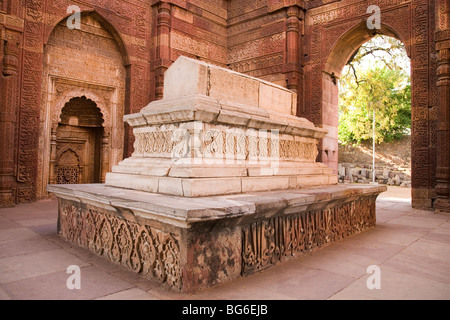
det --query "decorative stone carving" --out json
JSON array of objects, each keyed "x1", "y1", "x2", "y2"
[
  {"x1": 242, "y1": 195, "x2": 376, "y2": 275},
  {"x1": 132, "y1": 129, "x2": 318, "y2": 162},
  {"x1": 56, "y1": 149, "x2": 80, "y2": 185},
  {"x1": 1, "y1": 0, "x2": 444, "y2": 211},
  {"x1": 36, "y1": 12, "x2": 126, "y2": 199},
  {"x1": 49, "y1": 183, "x2": 385, "y2": 293},
  {"x1": 58, "y1": 201, "x2": 182, "y2": 290},
  {"x1": 106, "y1": 56, "x2": 335, "y2": 197}
]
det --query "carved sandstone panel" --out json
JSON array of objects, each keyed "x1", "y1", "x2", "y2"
[
  {"x1": 37, "y1": 12, "x2": 126, "y2": 198},
  {"x1": 242, "y1": 196, "x2": 376, "y2": 275},
  {"x1": 59, "y1": 201, "x2": 182, "y2": 290}
]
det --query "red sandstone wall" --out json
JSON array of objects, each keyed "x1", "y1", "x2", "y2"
[
  {"x1": 0, "y1": 0, "x2": 153, "y2": 203},
  {"x1": 302, "y1": 0, "x2": 438, "y2": 208},
  {"x1": 228, "y1": 1, "x2": 287, "y2": 86},
  {"x1": 1, "y1": 0, "x2": 447, "y2": 210}
]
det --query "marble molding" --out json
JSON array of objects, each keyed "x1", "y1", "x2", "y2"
[{"x1": 105, "y1": 56, "x2": 337, "y2": 197}]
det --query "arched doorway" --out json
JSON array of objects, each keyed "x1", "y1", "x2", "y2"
[
  {"x1": 337, "y1": 34, "x2": 411, "y2": 187},
  {"x1": 37, "y1": 12, "x2": 127, "y2": 197},
  {"x1": 320, "y1": 22, "x2": 408, "y2": 174},
  {"x1": 318, "y1": 19, "x2": 435, "y2": 208},
  {"x1": 49, "y1": 97, "x2": 105, "y2": 185}
]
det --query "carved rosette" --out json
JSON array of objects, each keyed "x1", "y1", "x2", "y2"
[
  {"x1": 242, "y1": 196, "x2": 376, "y2": 275},
  {"x1": 58, "y1": 202, "x2": 182, "y2": 290}
]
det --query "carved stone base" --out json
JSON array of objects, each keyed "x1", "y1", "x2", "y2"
[
  {"x1": 434, "y1": 198, "x2": 450, "y2": 214},
  {"x1": 48, "y1": 183, "x2": 385, "y2": 293},
  {"x1": 0, "y1": 191, "x2": 15, "y2": 208}
]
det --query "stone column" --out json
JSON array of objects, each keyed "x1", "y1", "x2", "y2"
[
  {"x1": 101, "y1": 129, "x2": 110, "y2": 183},
  {"x1": 154, "y1": 1, "x2": 172, "y2": 100},
  {"x1": 0, "y1": 29, "x2": 21, "y2": 207},
  {"x1": 49, "y1": 128, "x2": 57, "y2": 185},
  {"x1": 284, "y1": 5, "x2": 304, "y2": 115},
  {"x1": 285, "y1": 6, "x2": 300, "y2": 92},
  {"x1": 434, "y1": 0, "x2": 450, "y2": 212}
]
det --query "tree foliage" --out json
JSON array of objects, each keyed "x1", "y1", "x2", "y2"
[{"x1": 338, "y1": 35, "x2": 411, "y2": 145}]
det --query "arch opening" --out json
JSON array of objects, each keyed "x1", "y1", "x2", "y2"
[
  {"x1": 319, "y1": 21, "x2": 410, "y2": 175},
  {"x1": 53, "y1": 96, "x2": 105, "y2": 185},
  {"x1": 37, "y1": 12, "x2": 127, "y2": 197},
  {"x1": 336, "y1": 34, "x2": 411, "y2": 187}
]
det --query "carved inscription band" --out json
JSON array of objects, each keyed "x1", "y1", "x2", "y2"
[{"x1": 242, "y1": 196, "x2": 376, "y2": 275}]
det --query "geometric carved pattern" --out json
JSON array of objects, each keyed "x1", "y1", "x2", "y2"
[
  {"x1": 59, "y1": 202, "x2": 182, "y2": 290},
  {"x1": 56, "y1": 167, "x2": 79, "y2": 185},
  {"x1": 242, "y1": 195, "x2": 376, "y2": 275},
  {"x1": 134, "y1": 130, "x2": 318, "y2": 161},
  {"x1": 56, "y1": 149, "x2": 80, "y2": 184}
]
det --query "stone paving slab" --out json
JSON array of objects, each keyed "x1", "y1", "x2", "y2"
[
  {"x1": 2, "y1": 266, "x2": 135, "y2": 300},
  {"x1": 237, "y1": 261, "x2": 357, "y2": 300},
  {"x1": 0, "y1": 249, "x2": 90, "y2": 284},
  {"x1": 296, "y1": 246, "x2": 380, "y2": 278},
  {"x1": 0, "y1": 217, "x2": 21, "y2": 230},
  {"x1": 95, "y1": 288, "x2": 160, "y2": 300},
  {"x1": 0, "y1": 186, "x2": 449, "y2": 300},
  {"x1": 329, "y1": 267, "x2": 450, "y2": 300},
  {"x1": 0, "y1": 237, "x2": 60, "y2": 259}
]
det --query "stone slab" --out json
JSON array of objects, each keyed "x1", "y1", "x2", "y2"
[
  {"x1": 48, "y1": 184, "x2": 385, "y2": 225},
  {"x1": 0, "y1": 249, "x2": 90, "y2": 284},
  {"x1": 1, "y1": 266, "x2": 134, "y2": 300},
  {"x1": 47, "y1": 183, "x2": 385, "y2": 293},
  {"x1": 162, "y1": 56, "x2": 297, "y2": 116}
]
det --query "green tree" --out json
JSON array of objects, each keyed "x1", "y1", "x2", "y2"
[{"x1": 338, "y1": 35, "x2": 411, "y2": 145}]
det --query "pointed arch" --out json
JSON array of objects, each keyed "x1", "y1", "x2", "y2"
[
  {"x1": 324, "y1": 21, "x2": 409, "y2": 78},
  {"x1": 318, "y1": 20, "x2": 410, "y2": 175},
  {"x1": 44, "y1": 9, "x2": 130, "y2": 66}
]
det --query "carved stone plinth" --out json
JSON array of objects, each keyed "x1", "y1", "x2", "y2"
[
  {"x1": 48, "y1": 183, "x2": 385, "y2": 293},
  {"x1": 105, "y1": 56, "x2": 336, "y2": 197},
  {"x1": 48, "y1": 56, "x2": 386, "y2": 293}
]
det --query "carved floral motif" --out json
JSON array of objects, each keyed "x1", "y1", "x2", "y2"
[{"x1": 59, "y1": 202, "x2": 182, "y2": 290}]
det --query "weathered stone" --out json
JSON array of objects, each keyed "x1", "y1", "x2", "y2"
[
  {"x1": 338, "y1": 165, "x2": 346, "y2": 178},
  {"x1": 47, "y1": 183, "x2": 385, "y2": 293},
  {"x1": 163, "y1": 56, "x2": 297, "y2": 115},
  {"x1": 394, "y1": 175, "x2": 402, "y2": 186},
  {"x1": 107, "y1": 56, "x2": 334, "y2": 197},
  {"x1": 47, "y1": 53, "x2": 389, "y2": 294}
]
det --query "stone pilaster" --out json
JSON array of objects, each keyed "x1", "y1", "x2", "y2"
[
  {"x1": 434, "y1": 0, "x2": 450, "y2": 213},
  {"x1": 284, "y1": 5, "x2": 305, "y2": 116},
  {"x1": 154, "y1": 1, "x2": 172, "y2": 100},
  {"x1": 0, "y1": 26, "x2": 21, "y2": 207}
]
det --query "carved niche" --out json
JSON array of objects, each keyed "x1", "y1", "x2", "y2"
[
  {"x1": 56, "y1": 149, "x2": 80, "y2": 185},
  {"x1": 37, "y1": 12, "x2": 126, "y2": 198},
  {"x1": 52, "y1": 97, "x2": 104, "y2": 185}
]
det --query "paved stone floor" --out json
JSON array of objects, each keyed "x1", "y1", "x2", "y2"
[{"x1": 1, "y1": 186, "x2": 449, "y2": 300}]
